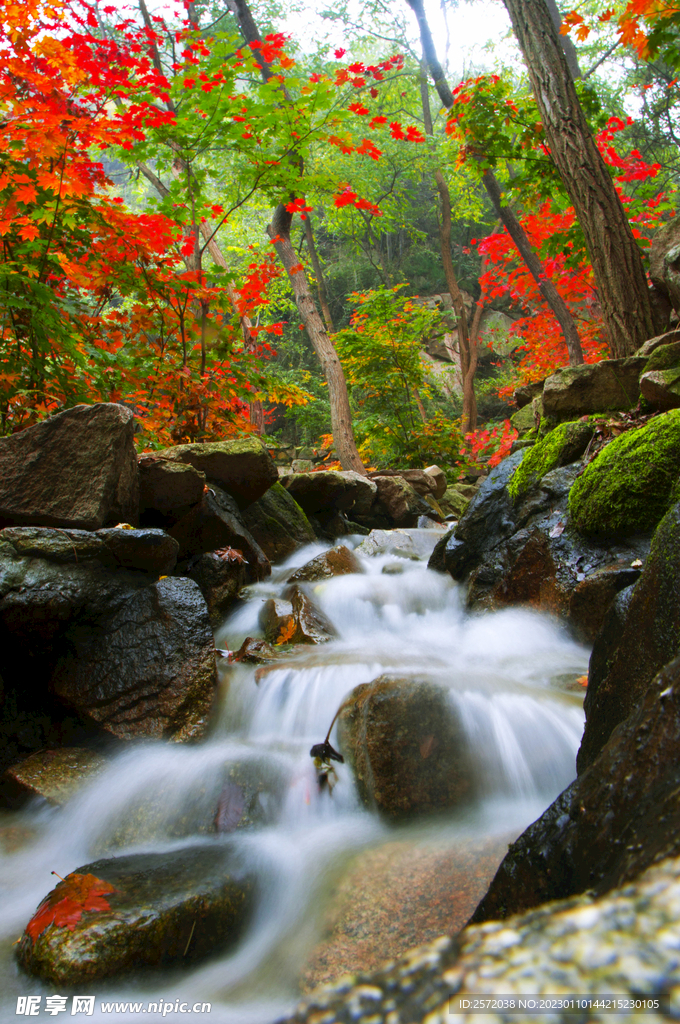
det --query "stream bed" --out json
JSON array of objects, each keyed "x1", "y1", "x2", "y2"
[{"x1": 0, "y1": 529, "x2": 588, "y2": 1022}]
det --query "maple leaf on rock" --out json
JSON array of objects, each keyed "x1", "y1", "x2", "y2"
[{"x1": 25, "y1": 872, "x2": 117, "y2": 943}]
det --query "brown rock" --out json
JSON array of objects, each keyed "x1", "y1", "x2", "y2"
[
  {"x1": 138, "y1": 456, "x2": 206, "y2": 523},
  {"x1": 259, "y1": 586, "x2": 336, "y2": 645},
  {"x1": 542, "y1": 358, "x2": 646, "y2": 420},
  {"x1": 372, "y1": 476, "x2": 431, "y2": 527},
  {"x1": 287, "y1": 544, "x2": 363, "y2": 583},
  {"x1": 567, "y1": 561, "x2": 642, "y2": 643},
  {"x1": 0, "y1": 748, "x2": 107, "y2": 809},
  {"x1": 281, "y1": 470, "x2": 377, "y2": 518},
  {"x1": 232, "y1": 637, "x2": 279, "y2": 664},
  {"x1": 337, "y1": 676, "x2": 474, "y2": 821},
  {"x1": 169, "y1": 485, "x2": 270, "y2": 578},
  {"x1": 470, "y1": 656, "x2": 680, "y2": 925},
  {"x1": 0, "y1": 404, "x2": 139, "y2": 530},
  {"x1": 423, "y1": 465, "x2": 447, "y2": 499},
  {"x1": 157, "y1": 438, "x2": 277, "y2": 507}
]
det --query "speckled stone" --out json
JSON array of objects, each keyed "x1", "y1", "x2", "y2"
[{"x1": 278, "y1": 853, "x2": 680, "y2": 1024}]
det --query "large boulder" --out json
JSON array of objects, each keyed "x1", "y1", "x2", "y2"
[
  {"x1": 372, "y1": 475, "x2": 432, "y2": 527},
  {"x1": 287, "y1": 544, "x2": 363, "y2": 583},
  {"x1": 337, "y1": 676, "x2": 474, "y2": 821},
  {"x1": 51, "y1": 577, "x2": 217, "y2": 742},
  {"x1": 138, "y1": 455, "x2": 206, "y2": 525},
  {"x1": 169, "y1": 484, "x2": 270, "y2": 578},
  {"x1": 183, "y1": 550, "x2": 249, "y2": 627},
  {"x1": 241, "y1": 481, "x2": 316, "y2": 563},
  {"x1": 281, "y1": 470, "x2": 377, "y2": 520},
  {"x1": 542, "y1": 358, "x2": 646, "y2": 421},
  {"x1": 0, "y1": 748, "x2": 107, "y2": 809},
  {"x1": 17, "y1": 845, "x2": 255, "y2": 985},
  {"x1": 95, "y1": 527, "x2": 179, "y2": 576},
  {"x1": 577, "y1": 499, "x2": 680, "y2": 772},
  {"x1": 0, "y1": 403, "x2": 139, "y2": 530},
  {"x1": 280, "y1": 853, "x2": 680, "y2": 1024},
  {"x1": 471, "y1": 657, "x2": 680, "y2": 924},
  {"x1": 568, "y1": 409, "x2": 680, "y2": 536},
  {"x1": 156, "y1": 438, "x2": 277, "y2": 507},
  {"x1": 507, "y1": 420, "x2": 593, "y2": 502}
]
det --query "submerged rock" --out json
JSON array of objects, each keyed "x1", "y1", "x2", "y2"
[
  {"x1": 287, "y1": 544, "x2": 363, "y2": 583},
  {"x1": 337, "y1": 676, "x2": 474, "y2": 821},
  {"x1": 471, "y1": 656, "x2": 680, "y2": 925},
  {"x1": 17, "y1": 845, "x2": 255, "y2": 985},
  {"x1": 232, "y1": 636, "x2": 279, "y2": 664},
  {"x1": 0, "y1": 748, "x2": 107, "y2": 809},
  {"x1": 156, "y1": 438, "x2": 277, "y2": 507},
  {"x1": 0, "y1": 403, "x2": 139, "y2": 530},
  {"x1": 241, "y1": 482, "x2": 316, "y2": 563}
]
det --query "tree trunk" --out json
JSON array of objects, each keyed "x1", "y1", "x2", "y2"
[
  {"x1": 269, "y1": 205, "x2": 367, "y2": 475},
  {"x1": 405, "y1": 0, "x2": 585, "y2": 367},
  {"x1": 227, "y1": 0, "x2": 366, "y2": 472},
  {"x1": 419, "y1": 63, "x2": 477, "y2": 431},
  {"x1": 304, "y1": 216, "x2": 335, "y2": 333},
  {"x1": 502, "y1": 0, "x2": 663, "y2": 356}
]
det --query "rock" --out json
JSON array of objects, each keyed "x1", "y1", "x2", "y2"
[
  {"x1": 0, "y1": 748, "x2": 107, "y2": 809},
  {"x1": 138, "y1": 456, "x2": 206, "y2": 524},
  {"x1": 16, "y1": 845, "x2": 255, "y2": 985},
  {"x1": 423, "y1": 466, "x2": 447, "y2": 499},
  {"x1": 634, "y1": 327, "x2": 680, "y2": 357},
  {"x1": 372, "y1": 476, "x2": 432, "y2": 527},
  {"x1": 509, "y1": 402, "x2": 535, "y2": 435},
  {"x1": 241, "y1": 482, "x2": 316, "y2": 563},
  {"x1": 649, "y1": 214, "x2": 680, "y2": 311},
  {"x1": 357, "y1": 528, "x2": 443, "y2": 561},
  {"x1": 95, "y1": 527, "x2": 179, "y2": 575},
  {"x1": 156, "y1": 438, "x2": 278, "y2": 507},
  {"x1": 260, "y1": 586, "x2": 336, "y2": 645},
  {"x1": 438, "y1": 486, "x2": 470, "y2": 520},
  {"x1": 51, "y1": 577, "x2": 217, "y2": 742},
  {"x1": 280, "y1": 853, "x2": 680, "y2": 1024},
  {"x1": 542, "y1": 358, "x2": 647, "y2": 420},
  {"x1": 578, "y1": 499, "x2": 680, "y2": 772},
  {"x1": 291, "y1": 458, "x2": 314, "y2": 473},
  {"x1": 471, "y1": 657, "x2": 680, "y2": 925},
  {"x1": 640, "y1": 367, "x2": 680, "y2": 409},
  {"x1": 373, "y1": 469, "x2": 445, "y2": 500},
  {"x1": 183, "y1": 550, "x2": 249, "y2": 626},
  {"x1": 644, "y1": 338, "x2": 680, "y2": 370},
  {"x1": 169, "y1": 484, "x2": 270, "y2": 578},
  {"x1": 337, "y1": 676, "x2": 474, "y2": 821},
  {"x1": 513, "y1": 379, "x2": 544, "y2": 408},
  {"x1": 568, "y1": 409, "x2": 680, "y2": 535},
  {"x1": 287, "y1": 544, "x2": 363, "y2": 583},
  {"x1": 232, "y1": 637, "x2": 279, "y2": 664},
  {"x1": 0, "y1": 403, "x2": 139, "y2": 530},
  {"x1": 507, "y1": 420, "x2": 593, "y2": 502},
  {"x1": 567, "y1": 562, "x2": 642, "y2": 643},
  {"x1": 0, "y1": 527, "x2": 107, "y2": 564},
  {"x1": 281, "y1": 470, "x2": 377, "y2": 519}
]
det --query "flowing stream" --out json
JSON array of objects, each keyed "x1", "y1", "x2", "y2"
[{"x1": 0, "y1": 529, "x2": 588, "y2": 1022}]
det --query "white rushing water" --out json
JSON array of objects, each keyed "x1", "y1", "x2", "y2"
[{"x1": 0, "y1": 530, "x2": 588, "y2": 1023}]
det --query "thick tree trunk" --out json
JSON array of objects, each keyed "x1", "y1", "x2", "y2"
[
  {"x1": 406, "y1": 0, "x2": 584, "y2": 367},
  {"x1": 227, "y1": 0, "x2": 366, "y2": 471},
  {"x1": 502, "y1": 0, "x2": 663, "y2": 356},
  {"x1": 304, "y1": 216, "x2": 335, "y2": 333},
  {"x1": 269, "y1": 206, "x2": 367, "y2": 475}
]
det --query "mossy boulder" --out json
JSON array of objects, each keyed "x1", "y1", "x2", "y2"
[
  {"x1": 17, "y1": 845, "x2": 255, "y2": 985},
  {"x1": 510, "y1": 402, "x2": 536, "y2": 436},
  {"x1": 439, "y1": 485, "x2": 471, "y2": 519},
  {"x1": 644, "y1": 340, "x2": 680, "y2": 371},
  {"x1": 157, "y1": 438, "x2": 278, "y2": 508},
  {"x1": 507, "y1": 420, "x2": 593, "y2": 502},
  {"x1": 640, "y1": 368, "x2": 680, "y2": 410},
  {"x1": 568, "y1": 410, "x2": 680, "y2": 536},
  {"x1": 542, "y1": 358, "x2": 646, "y2": 420},
  {"x1": 241, "y1": 482, "x2": 315, "y2": 563}
]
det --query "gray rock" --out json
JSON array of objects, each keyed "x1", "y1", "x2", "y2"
[
  {"x1": 156, "y1": 438, "x2": 277, "y2": 507},
  {"x1": 17, "y1": 845, "x2": 255, "y2": 986},
  {"x1": 635, "y1": 327, "x2": 680, "y2": 357},
  {"x1": 169, "y1": 484, "x2": 270, "y2": 578},
  {"x1": 281, "y1": 470, "x2": 377, "y2": 519},
  {"x1": 0, "y1": 527, "x2": 107, "y2": 564},
  {"x1": 649, "y1": 214, "x2": 680, "y2": 312},
  {"x1": 184, "y1": 550, "x2": 249, "y2": 627},
  {"x1": 513, "y1": 378, "x2": 545, "y2": 408},
  {"x1": 96, "y1": 527, "x2": 179, "y2": 575},
  {"x1": 640, "y1": 367, "x2": 680, "y2": 409},
  {"x1": 0, "y1": 403, "x2": 139, "y2": 530},
  {"x1": 138, "y1": 456, "x2": 206, "y2": 523},
  {"x1": 542, "y1": 358, "x2": 646, "y2": 420}
]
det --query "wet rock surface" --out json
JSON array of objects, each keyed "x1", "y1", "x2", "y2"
[
  {"x1": 288, "y1": 544, "x2": 363, "y2": 583},
  {"x1": 138, "y1": 456, "x2": 206, "y2": 525},
  {"x1": 241, "y1": 482, "x2": 316, "y2": 563},
  {"x1": 260, "y1": 586, "x2": 336, "y2": 645},
  {"x1": 280, "y1": 853, "x2": 680, "y2": 1024},
  {"x1": 579, "y1": 500, "x2": 680, "y2": 771},
  {"x1": 183, "y1": 550, "x2": 249, "y2": 627},
  {"x1": 95, "y1": 527, "x2": 179, "y2": 576},
  {"x1": 337, "y1": 676, "x2": 474, "y2": 821},
  {"x1": 372, "y1": 475, "x2": 433, "y2": 527},
  {"x1": 169, "y1": 484, "x2": 270, "y2": 578},
  {"x1": 0, "y1": 748, "x2": 108, "y2": 809},
  {"x1": 0, "y1": 403, "x2": 139, "y2": 530},
  {"x1": 156, "y1": 438, "x2": 278, "y2": 507},
  {"x1": 17, "y1": 845, "x2": 255, "y2": 986}
]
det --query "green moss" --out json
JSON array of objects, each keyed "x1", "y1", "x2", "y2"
[
  {"x1": 568, "y1": 409, "x2": 680, "y2": 535},
  {"x1": 645, "y1": 342, "x2": 680, "y2": 372},
  {"x1": 508, "y1": 420, "x2": 594, "y2": 502}
]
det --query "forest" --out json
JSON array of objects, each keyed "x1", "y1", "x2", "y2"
[{"x1": 0, "y1": 0, "x2": 678, "y2": 475}]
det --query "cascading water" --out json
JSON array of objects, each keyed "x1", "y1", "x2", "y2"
[{"x1": 0, "y1": 529, "x2": 588, "y2": 1022}]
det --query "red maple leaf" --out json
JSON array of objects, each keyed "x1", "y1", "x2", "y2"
[{"x1": 25, "y1": 873, "x2": 117, "y2": 943}]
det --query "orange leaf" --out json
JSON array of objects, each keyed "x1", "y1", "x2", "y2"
[
  {"x1": 25, "y1": 873, "x2": 117, "y2": 943},
  {"x1": 276, "y1": 617, "x2": 296, "y2": 645}
]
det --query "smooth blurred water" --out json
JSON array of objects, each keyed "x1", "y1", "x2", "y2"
[{"x1": 0, "y1": 529, "x2": 588, "y2": 1022}]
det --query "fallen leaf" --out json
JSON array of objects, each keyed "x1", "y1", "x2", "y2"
[
  {"x1": 576, "y1": 675, "x2": 588, "y2": 688},
  {"x1": 549, "y1": 522, "x2": 565, "y2": 538},
  {"x1": 214, "y1": 546, "x2": 249, "y2": 565},
  {"x1": 631, "y1": 558, "x2": 643, "y2": 568},
  {"x1": 26, "y1": 873, "x2": 117, "y2": 943}
]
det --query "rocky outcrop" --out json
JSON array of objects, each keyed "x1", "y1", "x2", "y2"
[
  {"x1": 241, "y1": 482, "x2": 316, "y2": 563},
  {"x1": 471, "y1": 657, "x2": 680, "y2": 924},
  {"x1": 578, "y1": 500, "x2": 680, "y2": 772},
  {"x1": 541, "y1": 358, "x2": 646, "y2": 421},
  {"x1": 337, "y1": 676, "x2": 474, "y2": 821},
  {"x1": 0, "y1": 748, "x2": 107, "y2": 809},
  {"x1": 280, "y1": 853, "x2": 680, "y2": 1024},
  {"x1": 157, "y1": 438, "x2": 278, "y2": 507},
  {"x1": 288, "y1": 544, "x2": 363, "y2": 583},
  {"x1": 17, "y1": 845, "x2": 255, "y2": 985},
  {"x1": 0, "y1": 404, "x2": 139, "y2": 530}
]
